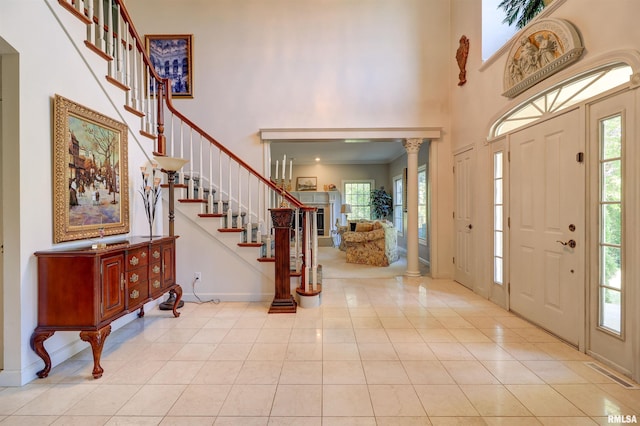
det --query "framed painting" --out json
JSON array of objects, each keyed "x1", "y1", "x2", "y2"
[
  {"x1": 296, "y1": 177, "x2": 317, "y2": 191},
  {"x1": 145, "y1": 34, "x2": 193, "y2": 98},
  {"x1": 53, "y1": 95, "x2": 129, "y2": 243}
]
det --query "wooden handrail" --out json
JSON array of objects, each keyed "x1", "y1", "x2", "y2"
[
  {"x1": 114, "y1": 0, "x2": 304, "y2": 209},
  {"x1": 58, "y1": 0, "x2": 321, "y2": 306}
]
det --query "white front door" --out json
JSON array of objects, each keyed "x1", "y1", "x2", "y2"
[
  {"x1": 454, "y1": 148, "x2": 474, "y2": 289},
  {"x1": 587, "y1": 91, "x2": 636, "y2": 380},
  {"x1": 509, "y1": 110, "x2": 584, "y2": 346}
]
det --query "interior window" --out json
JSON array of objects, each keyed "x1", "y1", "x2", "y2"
[
  {"x1": 393, "y1": 175, "x2": 403, "y2": 235},
  {"x1": 418, "y1": 166, "x2": 427, "y2": 243},
  {"x1": 343, "y1": 181, "x2": 373, "y2": 220},
  {"x1": 482, "y1": 0, "x2": 518, "y2": 60}
]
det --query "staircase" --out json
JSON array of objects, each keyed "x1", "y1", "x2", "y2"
[{"x1": 57, "y1": 0, "x2": 322, "y2": 306}]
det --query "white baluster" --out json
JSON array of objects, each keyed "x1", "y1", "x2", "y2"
[
  {"x1": 266, "y1": 233, "x2": 272, "y2": 258},
  {"x1": 168, "y1": 112, "x2": 174, "y2": 157},
  {"x1": 97, "y1": 0, "x2": 105, "y2": 54},
  {"x1": 86, "y1": 0, "x2": 95, "y2": 47},
  {"x1": 123, "y1": 21, "x2": 130, "y2": 105},
  {"x1": 236, "y1": 166, "x2": 242, "y2": 229},
  {"x1": 247, "y1": 174, "x2": 251, "y2": 221},
  {"x1": 150, "y1": 77, "x2": 156, "y2": 135},
  {"x1": 188, "y1": 129, "x2": 194, "y2": 199},
  {"x1": 115, "y1": 3, "x2": 123, "y2": 82},
  {"x1": 208, "y1": 144, "x2": 214, "y2": 213},
  {"x1": 218, "y1": 149, "x2": 223, "y2": 214},
  {"x1": 145, "y1": 73, "x2": 152, "y2": 133},
  {"x1": 199, "y1": 134, "x2": 204, "y2": 199},
  {"x1": 228, "y1": 156, "x2": 232, "y2": 226},
  {"x1": 130, "y1": 36, "x2": 138, "y2": 110},
  {"x1": 106, "y1": 0, "x2": 114, "y2": 77},
  {"x1": 226, "y1": 202, "x2": 233, "y2": 229},
  {"x1": 179, "y1": 121, "x2": 185, "y2": 184}
]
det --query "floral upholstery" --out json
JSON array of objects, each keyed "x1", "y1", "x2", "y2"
[{"x1": 342, "y1": 220, "x2": 398, "y2": 266}]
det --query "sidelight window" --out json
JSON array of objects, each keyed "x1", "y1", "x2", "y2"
[
  {"x1": 598, "y1": 114, "x2": 623, "y2": 335},
  {"x1": 493, "y1": 151, "x2": 504, "y2": 285}
]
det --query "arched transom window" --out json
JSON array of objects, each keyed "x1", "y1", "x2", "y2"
[{"x1": 491, "y1": 63, "x2": 632, "y2": 138}]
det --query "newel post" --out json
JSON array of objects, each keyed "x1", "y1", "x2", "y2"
[{"x1": 268, "y1": 208, "x2": 297, "y2": 313}]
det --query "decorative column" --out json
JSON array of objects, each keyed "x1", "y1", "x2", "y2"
[
  {"x1": 268, "y1": 208, "x2": 297, "y2": 313},
  {"x1": 404, "y1": 138, "x2": 424, "y2": 277}
]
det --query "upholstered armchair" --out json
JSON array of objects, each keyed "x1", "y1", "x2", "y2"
[{"x1": 342, "y1": 221, "x2": 397, "y2": 266}]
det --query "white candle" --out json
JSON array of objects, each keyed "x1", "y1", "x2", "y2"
[
  {"x1": 282, "y1": 154, "x2": 286, "y2": 179},
  {"x1": 275, "y1": 160, "x2": 279, "y2": 180},
  {"x1": 289, "y1": 160, "x2": 292, "y2": 180}
]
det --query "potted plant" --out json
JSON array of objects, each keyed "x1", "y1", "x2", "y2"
[{"x1": 370, "y1": 186, "x2": 393, "y2": 220}]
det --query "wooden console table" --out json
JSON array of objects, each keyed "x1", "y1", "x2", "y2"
[{"x1": 31, "y1": 236, "x2": 182, "y2": 379}]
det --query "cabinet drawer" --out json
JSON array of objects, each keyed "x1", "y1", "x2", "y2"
[
  {"x1": 150, "y1": 262, "x2": 162, "y2": 278},
  {"x1": 127, "y1": 279, "x2": 149, "y2": 308},
  {"x1": 126, "y1": 248, "x2": 148, "y2": 268},
  {"x1": 149, "y1": 275, "x2": 163, "y2": 294},
  {"x1": 126, "y1": 267, "x2": 148, "y2": 286},
  {"x1": 150, "y1": 246, "x2": 162, "y2": 263}
]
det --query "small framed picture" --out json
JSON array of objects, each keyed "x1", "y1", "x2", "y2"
[
  {"x1": 145, "y1": 34, "x2": 193, "y2": 98},
  {"x1": 296, "y1": 177, "x2": 317, "y2": 191}
]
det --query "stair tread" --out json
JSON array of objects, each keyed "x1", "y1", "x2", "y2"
[{"x1": 238, "y1": 243, "x2": 262, "y2": 247}]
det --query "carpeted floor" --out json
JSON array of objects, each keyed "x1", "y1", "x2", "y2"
[{"x1": 317, "y1": 246, "x2": 429, "y2": 279}]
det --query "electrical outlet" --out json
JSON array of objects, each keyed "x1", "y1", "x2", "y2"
[{"x1": 194, "y1": 272, "x2": 201, "y2": 281}]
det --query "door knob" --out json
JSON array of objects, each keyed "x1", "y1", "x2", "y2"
[{"x1": 556, "y1": 239, "x2": 576, "y2": 248}]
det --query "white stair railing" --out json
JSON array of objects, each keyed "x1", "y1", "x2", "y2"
[{"x1": 57, "y1": 0, "x2": 319, "y2": 292}]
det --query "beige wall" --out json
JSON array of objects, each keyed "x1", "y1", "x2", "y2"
[
  {"x1": 127, "y1": 0, "x2": 455, "y2": 278},
  {"x1": 448, "y1": 0, "x2": 640, "y2": 298}
]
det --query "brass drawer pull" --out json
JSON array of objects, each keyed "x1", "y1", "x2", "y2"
[
  {"x1": 130, "y1": 289, "x2": 140, "y2": 299},
  {"x1": 152, "y1": 280, "x2": 161, "y2": 289},
  {"x1": 152, "y1": 250, "x2": 160, "y2": 259},
  {"x1": 130, "y1": 256, "x2": 139, "y2": 266},
  {"x1": 129, "y1": 273, "x2": 139, "y2": 283},
  {"x1": 152, "y1": 265, "x2": 160, "y2": 274},
  {"x1": 141, "y1": 251, "x2": 147, "y2": 258}
]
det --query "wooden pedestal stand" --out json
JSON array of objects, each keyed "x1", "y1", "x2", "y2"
[{"x1": 269, "y1": 208, "x2": 297, "y2": 313}]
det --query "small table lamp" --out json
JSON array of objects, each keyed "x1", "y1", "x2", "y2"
[{"x1": 340, "y1": 203, "x2": 351, "y2": 225}]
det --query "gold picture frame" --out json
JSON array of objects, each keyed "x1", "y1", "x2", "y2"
[
  {"x1": 53, "y1": 95, "x2": 129, "y2": 243},
  {"x1": 145, "y1": 34, "x2": 193, "y2": 98}
]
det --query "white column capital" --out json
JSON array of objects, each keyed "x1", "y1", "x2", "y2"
[{"x1": 403, "y1": 138, "x2": 424, "y2": 154}]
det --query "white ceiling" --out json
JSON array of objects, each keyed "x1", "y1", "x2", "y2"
[{"x1": 270, "y1": 140, "x2": 406, "y2": 165}]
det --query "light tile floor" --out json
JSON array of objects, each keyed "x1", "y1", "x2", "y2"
[{"x1": 2, "y1": 275, "x2": 640, "y2": 425}]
